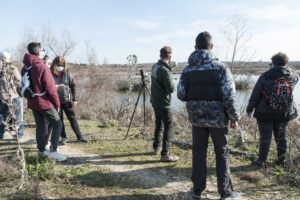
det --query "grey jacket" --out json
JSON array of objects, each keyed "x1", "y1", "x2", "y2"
[
  {"x1": 52, "y1": 70, "x2": 77, "y2": 103},
  {"x1": 177, "y1": 49, "x2": 240, "y2": 128}
]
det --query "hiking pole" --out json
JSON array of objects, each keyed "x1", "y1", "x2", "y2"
[{"x1": 124, "y1": 70, "x2": 150, "y2": 140}]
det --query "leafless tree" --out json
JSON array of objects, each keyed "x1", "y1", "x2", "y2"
[
  {"x1": 223, "y1": 15, "x2": 256, "y2": 74},
  {"x1": 84, "y1": 40, "x2": 98, "y2": 65}
]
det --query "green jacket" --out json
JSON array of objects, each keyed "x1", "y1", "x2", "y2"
[{"x1": 150, "y1": 60, "x2": 175, "y2": 109}]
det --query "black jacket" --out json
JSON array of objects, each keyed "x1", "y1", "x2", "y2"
[
  {"x1": 52, "y1": 70, "x2": 77, "y2": 103},
  {"x1": 246, "y1": 65, "x2": 299, "y2": 122}
]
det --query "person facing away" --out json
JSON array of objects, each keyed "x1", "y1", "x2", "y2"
[
  {"x1": 150, "y1": 46, "x2": 179, "y2": 162},
  {"x1": 0, "y1": 52, "x2": 26, "y2": 139},
  {"x1": 21, "y1": 42, "x2": 67, "y2": 162},
  {"x1": 50, "y1": 56, "x2": 87, "y2": 145},
  {"x1": 177, "y1": 31, "x2": 240, "y2": 200},
  {"x1": 246, "y1": 52, "x2": 299, "y2": 167}
]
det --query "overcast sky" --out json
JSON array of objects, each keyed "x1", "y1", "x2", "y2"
[{"x1": 0, "y1": 0, "x2": 299, "y2": 64}]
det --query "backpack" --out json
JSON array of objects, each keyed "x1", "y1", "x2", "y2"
[
  {"x1": 263, "y1": 77, "x2": 293, "y2": 111},
  {"x1": 21, "y1": 66, "x2": 35, "y2": 99}
]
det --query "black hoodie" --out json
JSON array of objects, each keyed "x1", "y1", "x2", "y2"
[{"x1": 247, "y1": 65, "x2": 299, "y2": 122}]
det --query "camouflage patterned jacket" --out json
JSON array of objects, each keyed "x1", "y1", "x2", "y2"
[{"x1": 177, "y1": 49, "x2": 240, "y2": 128}]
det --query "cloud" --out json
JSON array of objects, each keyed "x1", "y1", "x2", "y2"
[
  {"x1": 119, "y1": 19, "x2": 162, "y2": 30},
  {"x1": 244, "y1": 4, "x2": 300, "y2": 20}
]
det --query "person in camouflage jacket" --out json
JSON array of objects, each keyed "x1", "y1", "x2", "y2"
[{"x1": 177, "y1": 32, "x2": 240, "y2": 200}]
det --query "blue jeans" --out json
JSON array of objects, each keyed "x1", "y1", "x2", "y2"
[{"x1": 0, "y1": 97, "x2": 24, "y2": 138}]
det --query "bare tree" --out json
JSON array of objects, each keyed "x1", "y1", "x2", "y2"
[
  {"x1": 84, "y1": 40, "x2": 98, "y2": 65},
  {"x1": 223, "y1": 15, "x2": 256, "y2": 74}
]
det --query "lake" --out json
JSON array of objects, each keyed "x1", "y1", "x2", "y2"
[{"x1": 116, "y1": 74, "x2": 300, "y2": 113}]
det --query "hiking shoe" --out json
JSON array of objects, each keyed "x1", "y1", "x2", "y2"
[
  {"x1": 77, "y1": 137, "x2": 88, "y2": 143},
  {"x1": 160, "y1": 154, "x2": 179, "y2": 162},
  {"x1": 220, "y1": 191, "x2": 240, "y2": 200},
  {"x1": 40, "y1": 151, "x2": 50, "y2": 157},
  {"x1": 45, "y1": 141, "x2": 51, "y2": 151},
  {"x1": 190, "y1": 188, "x2": 201, "y2": 199},
  {"x1": 153, "y1": 147, "x2": 162, "y2": 155},
  {"x1": 252, "y1": 159, "x2": 265, "y2": 168},
  {"x1": 61, "y1": 138, "x2": 67, "y2": 145},
  {"x1": 48, "y1": 151, "x2": 67, "y2": 162}
]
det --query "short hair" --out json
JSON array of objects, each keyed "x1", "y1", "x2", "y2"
[
  {"x1": 195, "y1": 31, "x2": 212, "y2": 50},
  {"x1": 160, "y1": 46, "x2": 172, "y2": 59},
  {"x1": 27, "y1": 42, "x2": 42, "y2": 56},
  {"x1": 271, "y1": 52, "x2": 289, "y2": 66}
]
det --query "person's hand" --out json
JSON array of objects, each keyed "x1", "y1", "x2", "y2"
[
  {"x1": 56, "y1": 107, "x2": 60, "y2": 113},
  {"x1": 56, "y1": 84, "x2": 65, "y2": 90},
  {"x1": 230, "y1": 121, "x2": 238, "y2": 129},
  {"x1": 72, "y1": 101, "x2": 78, "y2": 107}
]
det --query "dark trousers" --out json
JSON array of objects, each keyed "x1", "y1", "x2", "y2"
[
  {"x1": 153, "y1": 107, "x2": 172, "y2": 156},
  {"x1": 33, "y1": 109, "x2": 62, "y2": 152},
  {"x1": 44, "y1": 118, "x2": 53, "y2": 144},
  {"x1": 192, "y1": 125, "x2": 233, "y2": 197},
  {"x1": 257, "y1": 120, "x2": 288, "y2": 162},
  {"x1": 59, "y1": 102, "x2": 82, "y2": 140}
]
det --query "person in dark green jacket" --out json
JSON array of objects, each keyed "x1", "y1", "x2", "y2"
[{"x1": 150, "y1": 46, "x2": 178, "y2": 162}]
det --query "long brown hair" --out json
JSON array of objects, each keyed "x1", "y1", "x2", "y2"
[{"x1": 50, "y1": 56, "x2": 68, "y2": 75}]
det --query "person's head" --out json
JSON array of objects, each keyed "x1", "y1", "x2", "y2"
[
  {"x1": 271, "y1": 52, "x2": 289, "y2": 67},
  {"x1": 27, "y1": 42, "x2": 45, "y2": 59},
  {"x1": 160, "y1": 46, "x2": 172, "y2": 62},
  {"x1": 0, "y1": 52, "x2": 12, "y2": 64},
  {"x1": 195, "y1": 31, "x2": 213, "y2": 50},
  {"x1": 50, "y1": 56, "x2": 67, "y2": 75}
]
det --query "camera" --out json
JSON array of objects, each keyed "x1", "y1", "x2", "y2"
[{"x1": 140, "y1": 69, "x2": 148, "y2": 80}]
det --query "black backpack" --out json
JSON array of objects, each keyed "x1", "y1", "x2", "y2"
[
  {"x1": 21, "y1": 66, "x2": 35, "y2": 99},
  {"x1": 263, "y1": 77, "x2": 293, "y2": 111}
]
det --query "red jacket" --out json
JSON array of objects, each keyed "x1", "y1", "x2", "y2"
[{"x1": 21, "y1": 54, "x2": 60, "y2": 110}]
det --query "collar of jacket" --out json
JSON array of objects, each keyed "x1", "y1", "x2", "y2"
[{"x1": 158, "y1": 59, "x2": 172, "y2": 71}]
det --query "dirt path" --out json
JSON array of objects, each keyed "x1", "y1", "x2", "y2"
[{"x1": 14, "y1": 132, "x2": 250, "y2": 200}]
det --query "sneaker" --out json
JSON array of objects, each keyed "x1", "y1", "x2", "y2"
[
  {"x1": 252, "y1": 159, "x2": 265, "y2": 168},
  {"x1": 77, "y1": 137, "x2": 88, "y2": 143},
  {"x1": 153, "y1": 147, "x2": 162, "y2": 155},
  {"x1": 48, "y1": 151, "x2": 67, "y2": 162},
  {"x1": 220, "y1": 191, "x2": 240, "y2": 200},
  {"x1": 160, "y1": 154, "x2": 179, "y2": 162},
  {"x1": 190, "y1": 188, "x2": 201, "y2": 199},
  {"x1": 40, "y1": 151, "x2": 50, "y2": 157},
  {"x1": 45, "y1": 142, "x2": 51, "y2": 151},
  {"x1": 61, "y1": 138, "x2": 67, "y2": 145}
]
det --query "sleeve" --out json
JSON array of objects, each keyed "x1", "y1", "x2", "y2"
[
  {"x1": 42, "y1": 67, "x2": 60, "y2": 108},
  {"x1": 161, "y1": 68, "x2": 174, "y2": 94},
  {"x1": 13, "y1": 67, "x2": 22, "y2": 96},
  {"x1": 68, "y1": 71, "x2": 78, "y2": 101},
  {"x1": 220, "y1": 65, "x2": 240, "y2": 122},
  {"x1": 177, "y1": 69, "x2": 187, "y2": 101},
  {"x1": 246, "y1": 75, "x2": 264, "y2": 113}
]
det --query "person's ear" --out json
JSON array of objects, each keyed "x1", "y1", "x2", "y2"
[
  {"x1": 195, "y1": 45, "x2": 198, "y2": 50},
  {"x1": 210, "y1": 43, "x2": 213, "y2": 50}
]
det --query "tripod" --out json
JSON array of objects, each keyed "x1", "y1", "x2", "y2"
[{"x1": 124, "y1": 70, "x2": 151, "y2": 140}]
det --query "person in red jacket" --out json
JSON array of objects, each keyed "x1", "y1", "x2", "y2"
[{"x1": 21, "y1": 42, "x2": 67, "y2": 162}]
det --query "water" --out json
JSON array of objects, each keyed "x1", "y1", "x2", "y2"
[{"x1": 116, "y1": 74, "x2": 300, "y2": 113}]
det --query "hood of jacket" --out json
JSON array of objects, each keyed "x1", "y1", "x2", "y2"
[
  {"x1": 188, "y1": 49, "x2": 218, "y2": 66},
  {"x1": 23, "y1": 54, "x2": 43, "y2": 67},
  {"x1": 264, "y1": 65, "x2": 298, "y2": 84}
]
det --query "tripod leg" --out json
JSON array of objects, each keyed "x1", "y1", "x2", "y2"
[
  {"x1": 143, "y1": 86, "x2": 146, "y2": 125},
  {"x1": 145, "y1": 84, "x2": 151, "y2": 95},
  {"x1": 124, "y1": 85, "x2": 143, "y2": 140}
]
